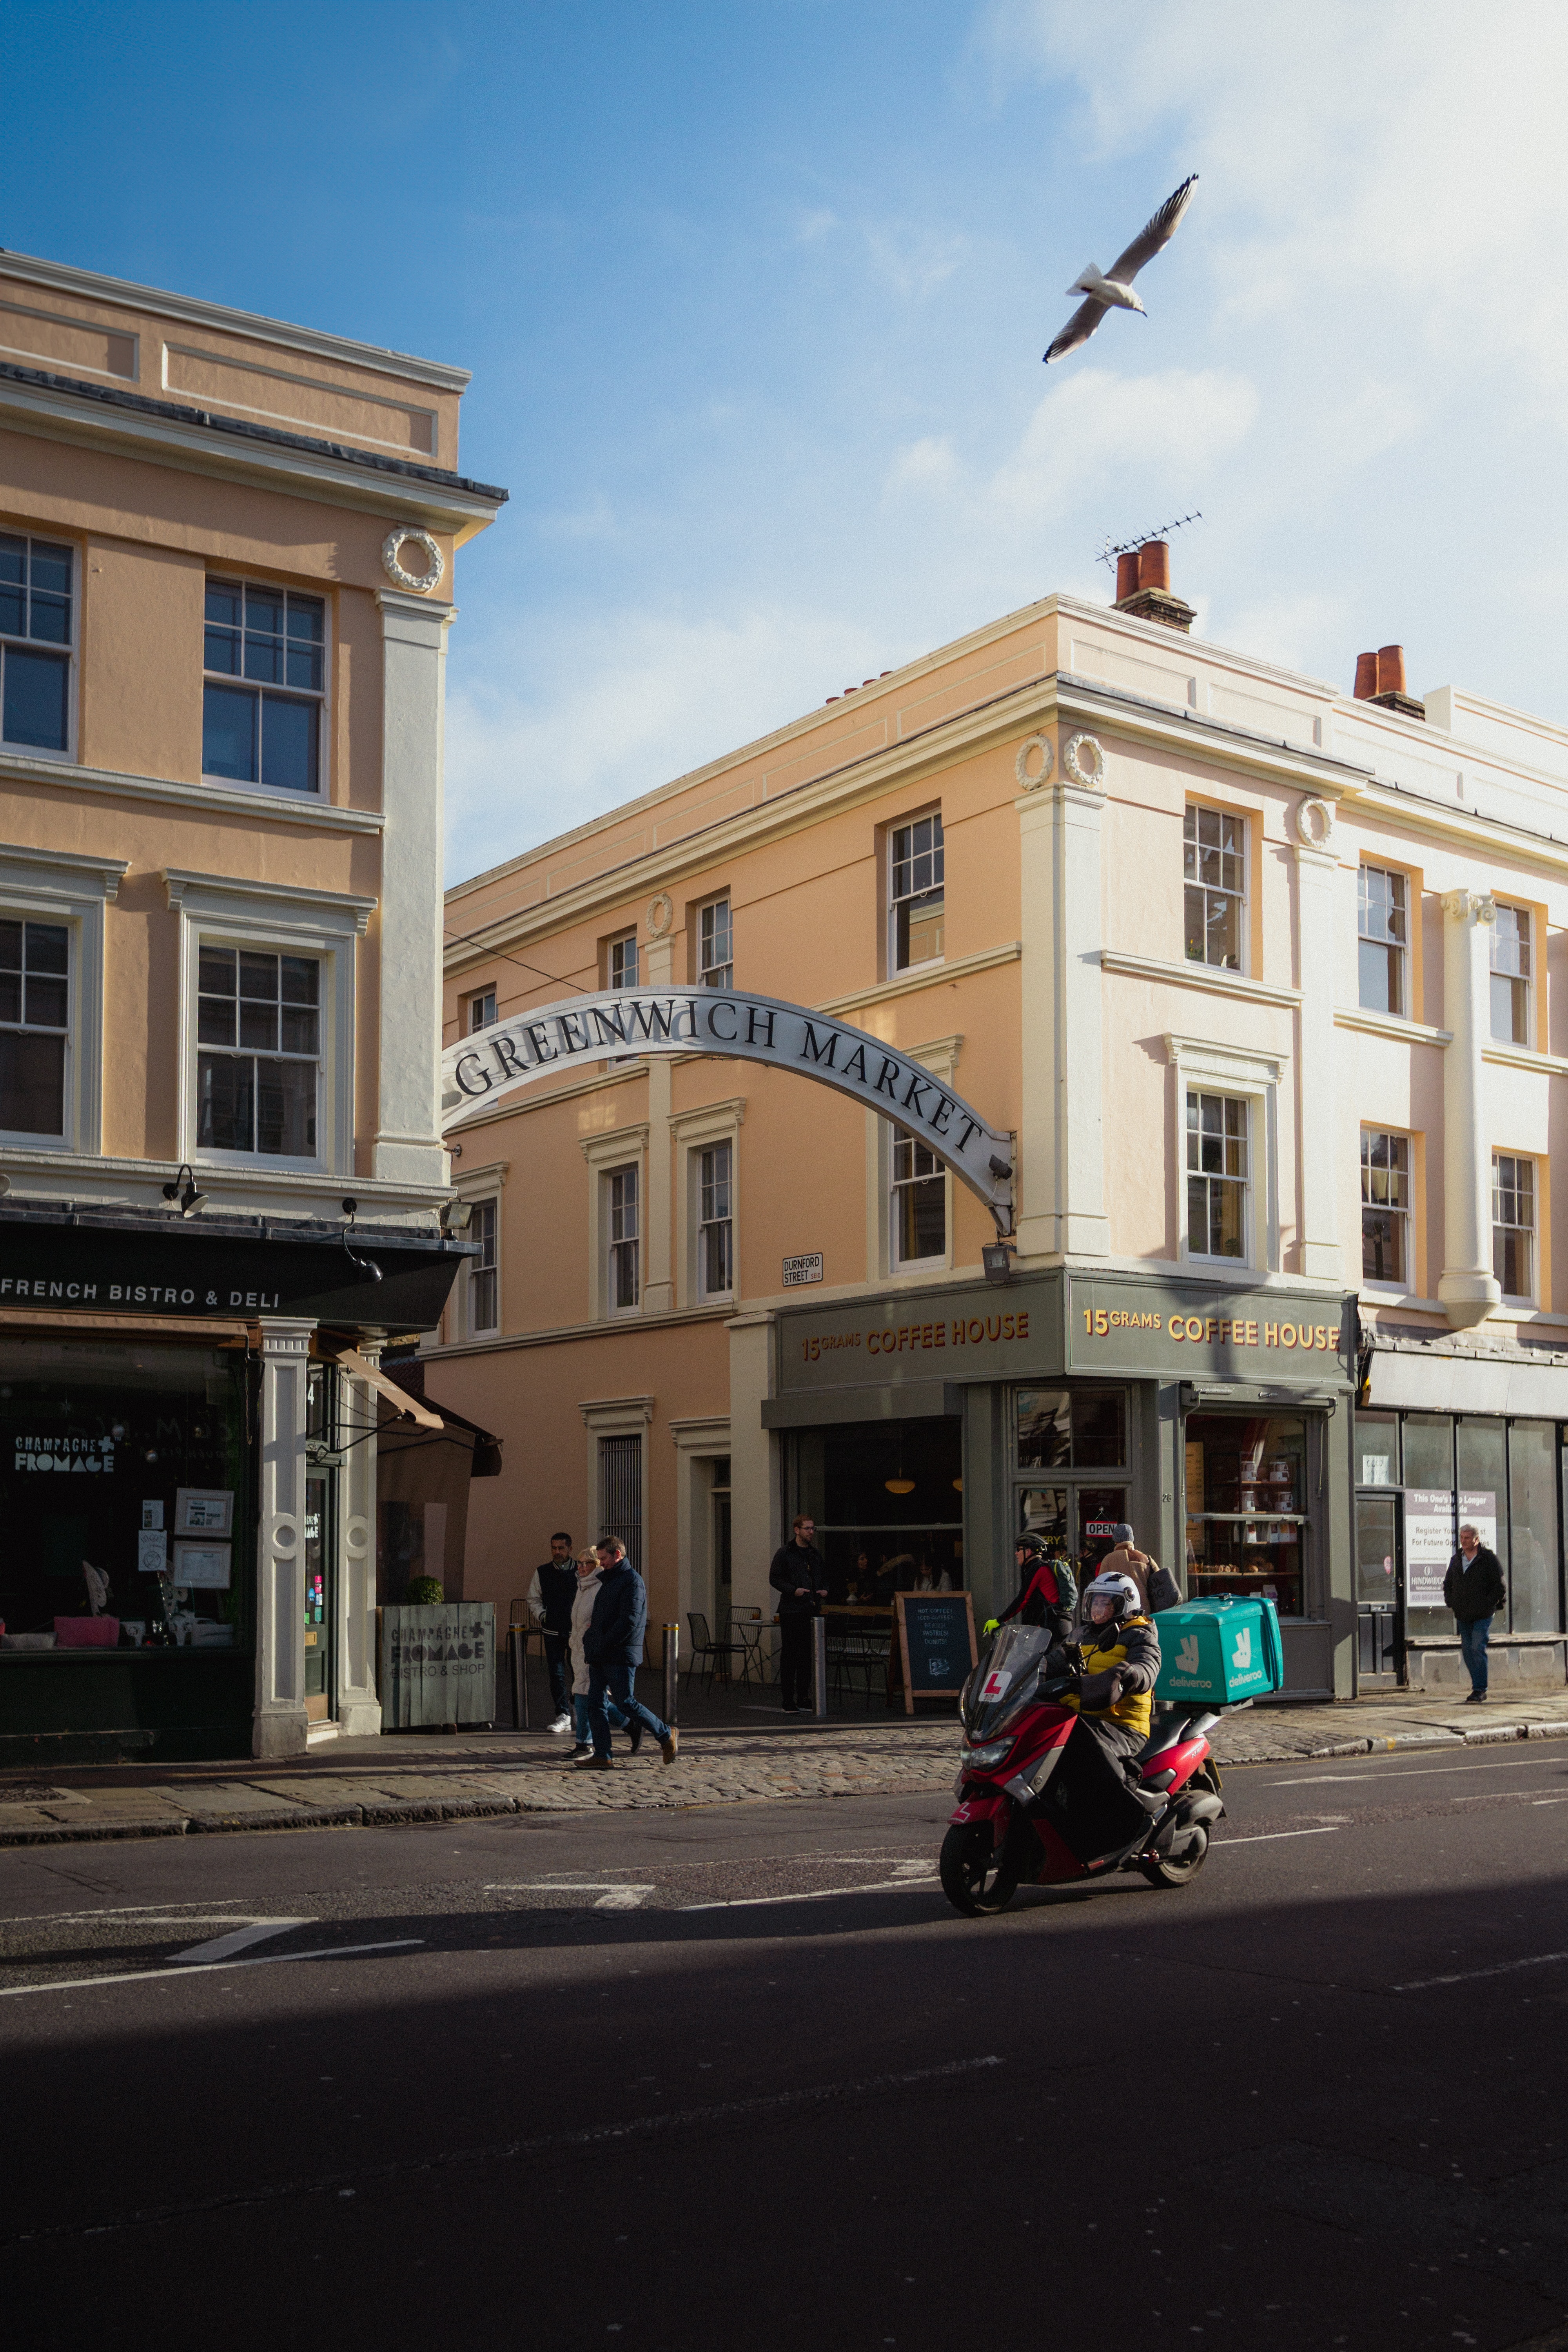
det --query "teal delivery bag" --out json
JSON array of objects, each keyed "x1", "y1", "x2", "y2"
[{"x1": 1153, "y1": 1596, "x2": 1283, "y2": 1705}]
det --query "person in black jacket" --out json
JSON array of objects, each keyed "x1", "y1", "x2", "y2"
[
  {"x1": 1443, "y1": 1524, "x2": 1506, "y2": 1702},
  {"x1": 991, "y1": 1534, "x2": 1076, "y2": 1643},
  {"x1": 526, "y1": 1532, "x2": 579, "y2": 1734},
  {"x1": 577, "y1": 1541, "x2": 679, "y2": 1769},
  {"x1": 769, "y1": 1514, "x2": 828, "y2": 1712}
]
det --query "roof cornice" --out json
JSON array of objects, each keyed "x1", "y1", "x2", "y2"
[{"x1": 0, "y1": 248, "x2": 471, "y2": 390}]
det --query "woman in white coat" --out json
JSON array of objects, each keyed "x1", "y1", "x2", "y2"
[{"x1": 564, "y1": 1551, "x2": 634, "y2": 1760}]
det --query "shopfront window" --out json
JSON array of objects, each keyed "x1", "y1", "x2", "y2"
[
  {"x1": 1509, "y1": 1421, "x2": 1558, "y2": 1634},
  {"x1": 1184, "y1": 1412, "x2": 1309, "y2": 1618},
  {"x1": 1014, "y1": 1388, "x2": 1129, "y2": 1573},
  {"x1": 793, "y1": 1416, "x2": 963, "y2": 1601},
  {"x1": 0, "y1": 1340, "x2": 249, "y2": 1653},
  {"x1": 1385, "y1": 1410, "x2": 1563, "y2": 1642}
]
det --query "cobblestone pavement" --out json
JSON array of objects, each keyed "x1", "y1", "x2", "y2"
[{"x1": 4, "y1": 1687, "x2": 1568, "y2": 1846}]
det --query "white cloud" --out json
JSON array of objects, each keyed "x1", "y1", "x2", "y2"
[{"x1": 862, "y1": 223, "x2": 968, "y2": 299}]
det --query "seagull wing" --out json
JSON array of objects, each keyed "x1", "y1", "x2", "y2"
[
  {"x1": 1044, "y1": 294, "x2": 1108, "y2": 365},
  {"x1": 1106, "y1": 172, "x2": 1198, "y2": 287}
]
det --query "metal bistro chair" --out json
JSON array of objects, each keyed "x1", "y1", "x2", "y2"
[
  {"x1": 685, "y1": 1611, "x2": 750, "y2": 1693},
  {"x1": 834, "y1": 1629, "x2": 890, "y2": 1705}
]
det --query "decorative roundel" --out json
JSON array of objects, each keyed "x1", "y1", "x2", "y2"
[
  {"x1": 381, "y1": 526, "x2": 445, "y2": 594},
  {"x1": 645, "y1": 891, "x2": 674, "y2": 939},
  {"x1": 1062, "y1": 731, "x2": 1106, "y2": 789},
  {"x1": 1292, "y1": 795, "x2": 1335, "y2": 849},
  {"x1": 1014, "y1": 734, "x2": 1054, "y2": 791}
]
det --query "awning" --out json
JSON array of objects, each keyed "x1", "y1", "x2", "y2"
[
  {"x1": 1363, "y1": 1344, "x2": 1568, "y2": 1416},
  {"x1": 334, "y1": 1346, "x2": 443, "y2": 1430}
]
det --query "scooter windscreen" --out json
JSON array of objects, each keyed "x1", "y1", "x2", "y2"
[{"x1": 960, "y1": 1622, "x2": 1056, "y2": 1741}]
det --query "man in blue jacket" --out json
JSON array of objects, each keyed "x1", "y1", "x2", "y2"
[{"x1": 578, "y1": 1538, "x2": 680, "y2": 1769}]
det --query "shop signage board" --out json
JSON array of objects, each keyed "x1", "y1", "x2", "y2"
[
  {"x1": 380, "y1": 1601, "x2": 497, "y2": 1728},
  {"x1": 778, "y1": 1276, "x2": 1060, "y2": 1392},
  {"x1": 0, "y1": 1221, "x2": 466, "y2": 1331},
  {"x1": 1067, "y1": 1273, "x2": 1353, "y2": 1381},
  {"x1": 782, "y1": 1254, "x2": 823, "y2": 1287},
  {"x1": 1405, "y1": 1489, "x2": 1495, "y2": 1608},
  {"x1": 891, "y1": 1590, "x2": 977, "y2": 1715}
]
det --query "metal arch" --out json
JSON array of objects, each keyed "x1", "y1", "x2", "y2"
[{"x1": 441, "y1": 985, "x2": 1015, "y2": 1233}]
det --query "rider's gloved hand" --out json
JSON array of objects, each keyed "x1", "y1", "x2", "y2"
[
  {"x1": 982, "y1": 1619, "x2": 999, "y2": 1637},
  {"x1": 1077, "y1": 1669, "x2": 1122, "y2": 1710}
]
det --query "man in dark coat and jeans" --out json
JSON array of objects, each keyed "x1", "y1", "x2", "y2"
[
  {"x1": 526, "y1": 1532, "x2": 579, "y2": 1734},
  {"x1": 769, "y1": 1513, "x2": 828, "y2": 1712},
  {"x1": 1444, "y1": 1523, "x2": 1506, "y2": 1702},
  {"x1": 578, "y1": 1539, "x2": 679, "y2": 1769}
]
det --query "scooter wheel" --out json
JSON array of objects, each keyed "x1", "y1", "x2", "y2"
[
  {"x1": 940, "y1": 1822, "x2": 1018, "y2": 1916},
  {"x1": 1138, "y1": 1824, "x2": 1210, "y2": 1889}
]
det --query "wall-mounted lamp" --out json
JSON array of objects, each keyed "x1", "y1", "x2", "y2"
[
  {"x1": 439, "y1": 1198, "x2": 474, "y2": 1235},
  {"x1": 982, "y1": 1242, "x2": 1014, "y2": 1287},
  {"x1": 162, "y1": 1164, "x2": 207, "y2": 1218}
]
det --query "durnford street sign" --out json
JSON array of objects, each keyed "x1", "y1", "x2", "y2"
[{"x1": 441, "y1": 986, "x2": 1016, "y2": 1232}]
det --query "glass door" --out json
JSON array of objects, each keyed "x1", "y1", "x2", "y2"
[
  {"x1": 1355, "y1": 1490, "x2": 1403, "y2": 1686},
  {"x1": 303, "y1": 1472, "x2": 335, "y2": 1720}
]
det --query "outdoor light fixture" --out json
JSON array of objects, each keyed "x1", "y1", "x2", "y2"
[
  {"x1": 339, "y1": 1198, "x2": 383, "y2": 1284},
  {"x1": 982, "y1": 1242, "x2": 1014, "y2": 1287},
  {"x1": 439, "y1": 1198, "x2": 473, "y2": 1234},
  {"x1": 162, "y1": 1164, "x2": 207, "y2": 1218}
]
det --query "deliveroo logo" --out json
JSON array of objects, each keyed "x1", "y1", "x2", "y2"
[
  {"x1": 1232, "y1": 1626, "x2": 1253, "y2": 1671},
  {"x1": 1176, "y1": 1635, "x2": 1201, "y2": 1677}
]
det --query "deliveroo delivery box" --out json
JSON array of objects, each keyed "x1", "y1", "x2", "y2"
[{"x1": 1153, "y1": 1596, "x2": 1283, "y2": 1706}]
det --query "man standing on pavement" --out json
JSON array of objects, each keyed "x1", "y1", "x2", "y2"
[
  {"x1": 1444, "y1": 1522, "x2": 1506, "y2": 1703},
  {"x1": 526, "y1": 1532, "x2": 579, "y2": 1735},
  {"x1": 578, "y1": 1539, "x2": 680, "y2": 1769},
  {"x1": 769, "y1": 1513, "x2": 828, "y2": 1713}
]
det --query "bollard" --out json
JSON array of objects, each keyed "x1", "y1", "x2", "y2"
[
  {"x1": 662, "y1": 1622, "x2": 679, "y2": 1728},
  {"x1": 812, "y1": 1614, "x2": 828, "y2": 1720},
  {"x1": 508, "y1": 1623, "x2": 529, "y2": 1732}
]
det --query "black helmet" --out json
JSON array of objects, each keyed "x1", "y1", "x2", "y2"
[{"x1": 1014, "y1": 1531, "x2": 1048, "y2": 1559}]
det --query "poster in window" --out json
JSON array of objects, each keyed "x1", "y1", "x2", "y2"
[
  {"x1": 1404, "y1": 1489, "x2": 1496, "y2": 1607},
  {"x1": 173, "y1": 1539, "x2": 232, "y2": 1589},
  {"x1": 177, "y1": 1487, "x2": 234, "y2": 1536}
]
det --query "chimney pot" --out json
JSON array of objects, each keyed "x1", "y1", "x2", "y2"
[
  {"x1": 1138, "y1": 539, "x2": 1171, "y2": 592},
  {"x1": 1376, "y1": 644, "x2": 1406, "y2": 697},
  {"x1": 1115, "y1": 551, "x2": 1139, "y2": 603},
  {"x1": 1354, "y1": 652, "x2": 1378, "y2": 700}
]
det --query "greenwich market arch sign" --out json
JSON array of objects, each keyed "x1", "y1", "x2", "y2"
[{"x1": 441, "y1": 986, "x2": 1016, "y2": 1232}]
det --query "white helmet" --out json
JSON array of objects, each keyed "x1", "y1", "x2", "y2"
[{"x1": 1083, "y1": 1571, "x2": 1142, "y2": 1624}]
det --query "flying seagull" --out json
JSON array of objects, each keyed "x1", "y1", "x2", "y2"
[{"x1": 1044, "y1": 174, "x2": 1198, "y2": 364}]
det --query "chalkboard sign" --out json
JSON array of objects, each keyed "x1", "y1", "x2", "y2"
[{"x1": 893, "y1": 1591, "x2": 978, "y2": 1715}]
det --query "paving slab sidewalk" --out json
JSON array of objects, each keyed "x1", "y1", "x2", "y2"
[{"x1": 3, "y1": 1690, "x2": 1567, "y2": 1847}]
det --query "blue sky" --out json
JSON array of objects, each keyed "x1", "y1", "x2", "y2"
[{"x1": 6, "y1": 2, "x2": 1568, "y2": 881}]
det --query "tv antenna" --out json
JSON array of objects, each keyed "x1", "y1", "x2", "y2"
[{"x1": 1096, "y1": 510, "x2": 1203, "y2": 573}]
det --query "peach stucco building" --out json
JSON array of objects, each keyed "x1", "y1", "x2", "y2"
[
  {"x1": 434, "y1": 544, "x2": 1568, "y2": 1704},
  {"x1": 0, "y1": 249, "x2": 503, "y2": 1759}
]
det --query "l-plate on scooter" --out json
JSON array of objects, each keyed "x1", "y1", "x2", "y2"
[{"x1": 940, "y1": 1622, "x2": 1231, "y2": 1916}]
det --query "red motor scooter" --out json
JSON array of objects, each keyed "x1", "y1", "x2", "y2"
[{"x1": 940, "y1": 1621, "x2": 1228, "y2": 1916}]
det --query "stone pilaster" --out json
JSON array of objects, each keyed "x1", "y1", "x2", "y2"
[
  {"x1": 1438, "y1": 888, "x2": 1501, "y2": 1328},
  {"x1": 1014, "y1": 739, "x2": 1110, "y2": 1260},
  {"x1": 253, "y1": 1318, "x2": 315, "y2": 1759},
  {"x1": 1293, "y1": 804, "x2": 1342, "y2": 1279},
  {"x1": 336, "y1": 1342, "x2": 383, "y2": 1738},
  {"x1": 372, "y1": 588, "x2": 454, "y2": 1188}
]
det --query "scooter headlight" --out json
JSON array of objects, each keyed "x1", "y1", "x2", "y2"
[{"x1": 959, "y1": 1738, "x2": 1013, "y2": 1773}]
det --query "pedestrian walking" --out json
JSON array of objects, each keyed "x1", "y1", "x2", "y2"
[
  {"x1": 577, "y1": 1538, "x2": 679, "y2": 1769},
  {"x1": 1444, "y1": 1523, "x2": 1506, "y2": 1702},
  {"x1": 1102, "y1": 1523, "x2": 1181, "y2": 1614},
  {"x1": 526, "y1": 1530, "x2": 579, "y2": 1734},
  {"x1": 769, "y1": 1513, "x2": 828, "y2": 1712},
  {"x1": 563, "y1": 1549, "x2": 632, "y2": 1761}
]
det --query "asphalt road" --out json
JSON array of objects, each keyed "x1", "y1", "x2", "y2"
[{"x1": 4, "y1": 1742, "x2": 1568, "y2": 2352}]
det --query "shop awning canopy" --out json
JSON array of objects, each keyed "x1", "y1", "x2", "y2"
[
  {"x1": 1363, "y1": 1339, "x2": 1568, "y2": 1416},
  {"x1": 334, "y1": 1347, "x2": 443, "y2": 1430}
]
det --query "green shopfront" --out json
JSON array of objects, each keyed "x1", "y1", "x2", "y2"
[{"x1": 763, "y1": 1265, "x2": 1357, "y2": 1701}]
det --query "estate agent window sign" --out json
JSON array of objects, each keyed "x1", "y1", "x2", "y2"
[{"x1": 442, "y1": 987, "x2": 1016, "y2": 1232}]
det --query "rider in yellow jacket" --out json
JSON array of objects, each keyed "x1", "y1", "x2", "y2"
[{"x1": 1063, "y1": 1570, "x2": 1161, "y2": 1779}]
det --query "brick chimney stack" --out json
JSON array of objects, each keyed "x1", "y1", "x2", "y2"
[
  {"x1": 1113, "y1": 538, "x2": 1196, "y2": 633},
  {"x1": 1352, "y1": 641, "x2": 1425, "y2": 720}
]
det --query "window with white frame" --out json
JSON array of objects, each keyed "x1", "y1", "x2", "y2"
[
  {"x1": 1183, "y1": 806, "x2": 1245, "y2": 970},
  {"x1": 467, "y1": 1198, "x2": 498, "y2": 1332},
  {"x1": 0, "y1": 917, "x2": 69, "y2": 1137},
  {"x1": 1361, "y1": 1127, "x2": 1410, "y2": 1284},
  {"x1": 696, "y1": 1142, "x2": 733, "y2": 1299},
  {"x1": 699, "y1": 899, "x2": 733, "y2": 989},
  {"x1": 196, "y1": 946, "x2": 321, "y2": 1159},
  {"x1": 608, "y1": 931, "x2": 639, "y2": 990},
  {"x1": 1493, "y1": 1153, "x2": 1535, "y2": 1300},
  {"x1": 1357, "y1": 865, "x2": 1407, "y2": 1016},
  {"x1": 889, "y1": 813, "x2": 944, "y2": 972},
  {"x1": 892, "y1": 1125, "x2": 946, "y2": 1266},
  {"x1": 0, "y1": 534, "x2": 72, "y2": 755},
  {"x1": 468, "y1": 987, "x2": 497, "y2": 1033},
  {"x1": 606, "y1": 1164, "x2": 640, "y2": 1309},
  {"x1": 1491, "y1": 906, "x2": 1532, "y2": 1045},
  {"x1": 1185, "y1": 1090, "x2": 1248, "y2": 1259},
  {"x1": 202, "y1": 579, "x2": 325, "y2": 795}
]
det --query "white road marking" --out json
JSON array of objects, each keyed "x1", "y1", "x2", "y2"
[
  {"x1": 1394, "y1": 1949, "x2": 1568, "y2": 1993},
  {"x1": 0, "y1": 1938, "x2": 423, "y2": 1999},
  {"x1": 485, "y1": 1882, "x2": 655, "y2": 1909},
  {"x1": 172, "y1": 1918, "x2": 315, "y2": 1964},
  {"x1": 1218, "y1": 1828, "x2": 1343, "y2": 1846},
  {"x1": 0, "y1": 1903, "x2": 250, "y2": 1927},
  {"x1": 1270, "y1": 1758, "x2": 1549, "y2": 1786},
  {"x1": 682, "y1": 1873, "x2": 940, "y2": 1911}
]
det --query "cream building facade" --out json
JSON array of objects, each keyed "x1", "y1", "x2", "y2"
[
  {"x1": 0, "y1": 249, "x2": 503, "y2": 1760},
  {"x1": 435, "y1": 548, "x2": 1568, "y2": 1703}
]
